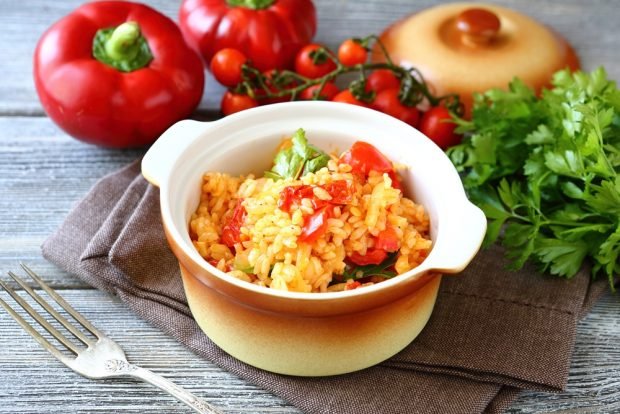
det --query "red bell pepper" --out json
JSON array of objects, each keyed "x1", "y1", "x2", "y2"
[
  {"x1": 34, "y1": 1, "x2": 205, "y2": 148},
  {"x1": 179, "y1": 0, "x2": 317, "y2": 72}
]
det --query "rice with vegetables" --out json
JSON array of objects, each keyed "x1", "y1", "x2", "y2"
[{"x1": 189, "y1": 129, "x2": 432, "y2": 293}]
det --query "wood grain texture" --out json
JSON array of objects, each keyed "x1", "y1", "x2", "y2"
[
  {"x1": 0, "y1": 289, "x2": 300, "y2": 414},
  {"x1": 1, "y1": 0, "x2": 619, "y2": 412},
  {"x1": 508, "y1": 294, "x2": 620, "y2": 413},
  {"x1": 0, "y1": 288, "x2": 617, "y2": 413},
  {"x1": 0, "y1": 117, "x2": 142, "y2": 288}
]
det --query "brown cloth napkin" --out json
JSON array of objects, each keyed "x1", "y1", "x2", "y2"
[{"x1": 42, "y1": 160, "x2": 609, "y2": 414}]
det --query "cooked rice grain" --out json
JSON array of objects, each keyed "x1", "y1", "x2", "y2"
[{"x1": 190, "y1": 162, "x2": 431, "y2": 293}]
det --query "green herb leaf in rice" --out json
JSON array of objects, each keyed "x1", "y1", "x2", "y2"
[
  {"x1": 342, "y1": 252, "x2": 399, "y2": 281},
  {"x1": 267, "y1": 128, "x2": 330, "y2": 180}
]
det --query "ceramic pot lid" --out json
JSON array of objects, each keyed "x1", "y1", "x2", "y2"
[{"x1": 374, "y1": 2, "x2": 580, "y2": 115}]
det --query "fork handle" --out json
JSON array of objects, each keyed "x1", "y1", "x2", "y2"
[{"x1": 128, "y1": 366, "x2": 225, "y2": 413}]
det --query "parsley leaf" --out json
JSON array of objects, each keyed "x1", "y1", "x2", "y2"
[
  {"x1": 535, "y1": 237, "x2": 589, "y2": 276},
  {"x1": 303, "y1": 153, "x2": 330, "y2": 176},
  {"x1": 266, "y1": 128, "x2": 330, "y2": 180},
  {"x1": 449, "y1": 67, "x2": 620, "y2": 290},
  {"x1": 341, "y1": 252, "x2": 399, "y2": 280}
]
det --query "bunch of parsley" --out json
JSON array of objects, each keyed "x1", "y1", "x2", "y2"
[{"x1": 448, "y1": 68, "x2": 620, "y2": 289}]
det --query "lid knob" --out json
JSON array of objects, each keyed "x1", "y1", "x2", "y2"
[{"x1": 456, "y1": 8, "x2": 501, "y2": 47}]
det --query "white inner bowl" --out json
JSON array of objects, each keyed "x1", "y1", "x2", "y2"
[{"x1": 142, "y1": 101, "x2": 486, "y2": 302}]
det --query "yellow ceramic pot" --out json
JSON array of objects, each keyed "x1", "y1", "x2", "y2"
[{"x1": 142, "y1": 101, "x2": 486, "y2": 376}]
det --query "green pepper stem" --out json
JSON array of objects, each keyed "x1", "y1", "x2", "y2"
[
  {"x1": 92, "y1": 21, "x2": 153, "y2": 72},
  {"x1": 226, "y1": 0, "x2": 275, "y2": 9},
  {"x1": 104, "y1": 22, "x2": 141, "y2": 61}
]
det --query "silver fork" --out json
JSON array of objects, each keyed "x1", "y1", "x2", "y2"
[{"x1": 0, "y1": 263, "x2": 224, "y2": 414}]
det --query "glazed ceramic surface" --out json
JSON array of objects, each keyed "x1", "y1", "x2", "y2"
[
  {"x1": 142, "y1": 101, "x2": 486, "y2": 375},
  {"x1": 376, "y1": 2, "x2": 580, "y2": 115}
]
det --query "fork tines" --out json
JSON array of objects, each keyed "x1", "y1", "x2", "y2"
[{"x1": 0, "y1": 263, "x2": 100, "y2": 360}]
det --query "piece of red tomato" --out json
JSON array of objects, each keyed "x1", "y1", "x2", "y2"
[
  {"x1": 208, "y1": 259, "x2": 233, "y2": 272},
  {"x1": 278, "y1": 185, "x2": 316, "y2": 213},
  {"x1": 322, "y1": 180, "x2": 354, "y2": 204},
  {"x1": 340, "y1": 141, "x2": 393, "y2": 176},
  {"x1": 295, "y1": 44, "x2": 337, "y2": 79},
  {"x1": 372, "y1": 88, "x2": 420, "y2": 127},
  {"x1": 344, "y1": 280, "x2": 362, "y2": 290},
  {"x1": 299, "y1": 206, "x2": 332, "y2": 243},
  {"x1": 348, "y1": 248, "x2": 388, "y2": 266},
  {"x1": 221, "y1": 199, "x2": 247, "y2": 248},
  {"x1": 375, "y1": 227, "x2": 400, "y2": 252},
  {"x1": 387, "y1": 170, "x2": 403, "y2": 191},
  {"x1": 365, "y1": 69, "x2": 400, "y2": 93},
  {"x1": 279, "y1": 180, "x2": 354, "y2": 214},
  {"x1": 419, "y1": 106, "x2": 462, "y2": 150},
  {"x1": 341, "y1": 142, "x2": 403, "y2": 190}
]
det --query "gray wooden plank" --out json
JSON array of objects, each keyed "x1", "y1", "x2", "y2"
[
  {"x1": 0, "y1": 289, "x2": 300, "y2": 414},
  {"x1": 0, "y1": 288, "x2": 617, "y2": 413},
  {"x1": 1, "y1": 0, "x2": 618, "y2": 115},
  {"x1": 0, "y1": 116, "x2": 143, "y2": 288},
  {"x1": 509, "y1": 294, "x2": 620, "y2": 413},
  {"x1": 1, "y1": 0, "x2": 620, "y2": 412}
]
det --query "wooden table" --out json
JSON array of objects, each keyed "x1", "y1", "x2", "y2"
[{"x1": 1, "y1": 1, "x2": 619, "y2": 412}]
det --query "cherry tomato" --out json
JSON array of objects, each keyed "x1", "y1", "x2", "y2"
[
  {"x1": 221, "y1": 92, "x2": 258, "y2": 116},
  {"x1": 375, "y1": 227, "x2": 400, "y2": 252},
  {"x1": 365, "y1": 69, "x2": 400, "y2": 93},
  {"x1": 299, "y1": 206, "x2": 332, "y2": 243},
  {"x1": 295, "y1": 44, "x2": 337, "y2": 79},
  {"x1": 300, "y1": 82, "x2": 340, "y2": 100},
  {"x1": 332, "y1": 90, "x2": 368, "y2": 107},
  {"x1": 348, "y1": 248, "x2": 388, "y2": 266},
  {"x1": 419, "y1": 106, "x2": 462, "y2": 150},
  {"x1": 340, "y1": 141, "x2": 393, "y2": 176},
  {"x1": 221, "y1": 199, "x2": 246, "y2": 248},
  {"x1": 372, "y1": 88, "x2": 420, "y2": 127},
  {"x1": 210, "y1": 48, "x2": 247, "y2": 87},
  {"x1": 337, "y1": 39, "x2": 368, "y2": 66}
]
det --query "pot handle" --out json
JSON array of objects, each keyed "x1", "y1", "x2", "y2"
[
  {"x1": 427, "y1": 201, "x2": 487, "y2": 274},
  {"x1": 141, "y1": 119, "x2": 211, "y2": 188}
]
